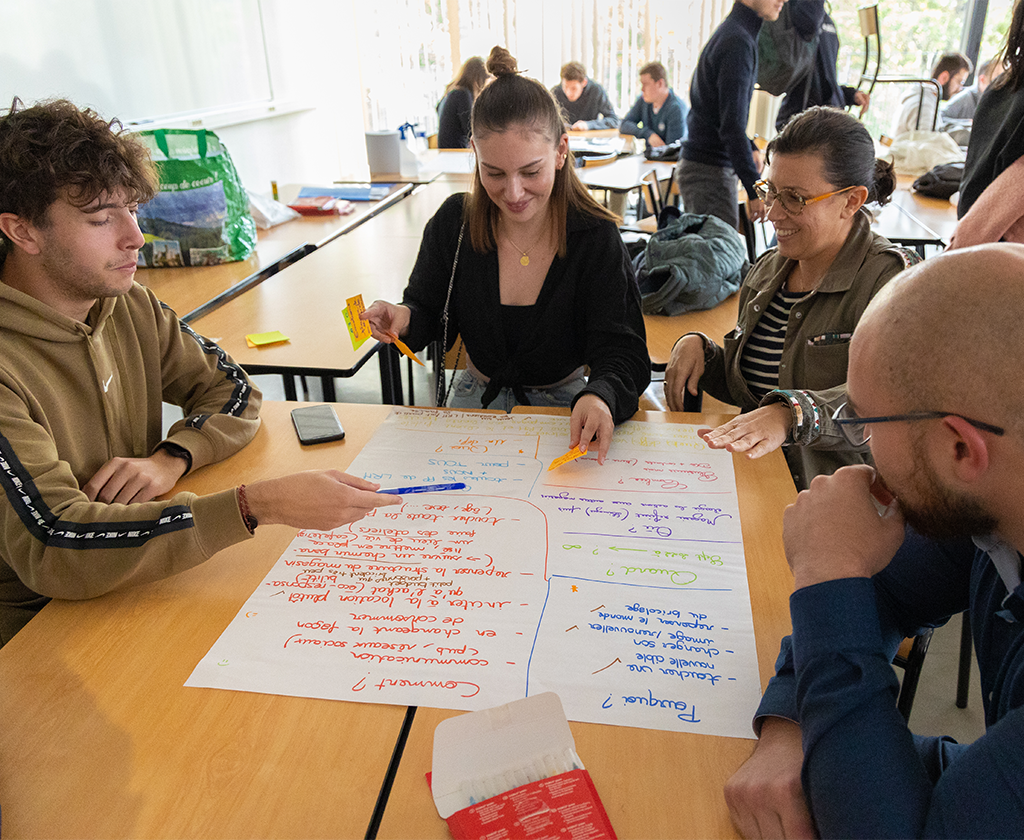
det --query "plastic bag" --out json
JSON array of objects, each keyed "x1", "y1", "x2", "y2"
[
  {"x1": 135, "y1": 129, "x2": 257, "y2": 267},
  {"x1": 247, "y1": 189, "x2": 300, "y2": 230},
  {"x1": 644, "y1": 139, "x2": 682, "y2": 161},
  {"x1": 888, "y1": 130, "x2": 965, "y2": 178}
]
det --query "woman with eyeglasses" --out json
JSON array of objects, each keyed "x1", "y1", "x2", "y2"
[{"x1": 665, "y1": 106, "x2": 919, "y2": 489}]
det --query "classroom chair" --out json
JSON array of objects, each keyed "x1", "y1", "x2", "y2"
[
  {"x1": 855, "y1": 4, "x2": 881, "y2": 104},
  {"x1": 956, "y1": 612, "x2": 972, "y2": 708},
  {"x1": 893, "y1": 628, "x2": 934, "y2": 721},
  {"x1": 575, "y1": 150, "x2": 618, "y2": 168}
]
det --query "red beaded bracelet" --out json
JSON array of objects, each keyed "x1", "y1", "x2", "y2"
[{"x1": 237, "y1": 484, "x2": 258, "y2": 534}]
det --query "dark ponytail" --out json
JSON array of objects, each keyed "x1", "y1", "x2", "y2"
[{"x1": 767, "y1": 106, "x2": 894, "y2": 206}]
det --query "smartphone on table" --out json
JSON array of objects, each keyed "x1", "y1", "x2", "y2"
[{"x1": 291, "y1": 404, "x2": 346, "y2": 445}]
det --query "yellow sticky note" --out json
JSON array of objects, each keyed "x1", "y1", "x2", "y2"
[
  {"x1": 346, "y1": 295, "x2": 372, "y2": 342},
  {"x1": 390, "y1": 333, "x2": 426, "y2": 367},
  {"x1": 547, "y1": 445, "x2": 586, "y2": 471},
  {"x1": 342, "y1": 309, "x2": 369, "y2": 351},
  {"x1": 245, "y1": 330, "x2": 289, "y2": 348}
]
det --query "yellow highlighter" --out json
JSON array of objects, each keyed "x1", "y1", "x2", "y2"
[
  {"x1": 547, "y1": 445, "x2": 586, "y2": 471},
  {"x1": 386, "y1": 331, "x2": 426, "y2": 367}
]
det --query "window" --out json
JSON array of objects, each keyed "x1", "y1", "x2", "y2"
[
  {"x1": 831, "y1": 0, "x2": 1015, "y2": 140},
  {"x1": 356, "y1": 0, "x2": 734, "y2": 136}
]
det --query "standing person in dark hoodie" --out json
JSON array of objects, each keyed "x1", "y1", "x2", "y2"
[{"x1": 676, "y1": 0, "x2": 786, "y2": 231}]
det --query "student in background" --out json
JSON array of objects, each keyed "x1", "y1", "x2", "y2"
[
  {"x1": 676, "y1": 0, "x2": 785, "y2": 231},
  {"x1": 437, "y1": 56, "x2": 491, "y2": 149},
  {"x1": 774, "y1": 0, "x2": 870, "y2": 132},
  {"x1": 363, "y1": 47, "x2": 650, "y2": 464},
  {"x1": 0, "y1": 98, "x2": 399, "y2": 646},
  {"x1": 891, "y1": 51, "x2": 971, "y2": 136},
  {"x1": 550, "y1": 62, "x2": 620, "y2": 130},
  {"x1": 665, "y1": 108, "x2": 917, "y2": 490},
  {"x1": 724, "y1": 243, "x2": 1024, "y2": 838},
  {"x1": 619, "y1": 61, "x2": 688, "y2": 148},
  {"x1": 944, "y1": 55, "x2": 1003, "y2": 122}
]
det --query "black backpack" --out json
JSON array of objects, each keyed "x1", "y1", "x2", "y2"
[
  {"x1": 912, "y1": 161, "x2": 964, "y2": 199},
  {"x1": 757, "y1": 4, "x2": 819, "y2": 96}
]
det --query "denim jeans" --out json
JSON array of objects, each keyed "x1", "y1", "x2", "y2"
[{"x1": 447, "y1": 367, "x2": 587, "y2": 412}]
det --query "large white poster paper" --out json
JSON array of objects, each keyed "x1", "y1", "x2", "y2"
[{"x1": 187, "y1": 410, "x2": 762, "y2": 738}]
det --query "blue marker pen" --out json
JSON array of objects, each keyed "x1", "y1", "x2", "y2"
[{"x1": 377, "y1": 481, "x2": 468, "y2": 495}]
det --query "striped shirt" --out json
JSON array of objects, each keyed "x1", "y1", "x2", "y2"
[{"x1": 740, "y1": 286, "x2": 810, "y2": 401}]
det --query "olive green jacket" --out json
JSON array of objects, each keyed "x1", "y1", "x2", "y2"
[{"x1": 698, "y1": 210, "x2": 918, "y2": 489}]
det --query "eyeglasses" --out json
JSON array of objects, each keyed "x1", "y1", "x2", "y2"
[
  {"x1": 753, "y1": 181, "x2": 858, "y2": 215},
  {"x1": 831, "y1": 402, "x2": 1006, "y2": 446}
]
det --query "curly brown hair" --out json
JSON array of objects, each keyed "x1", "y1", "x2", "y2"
[{"x1": 0, "y1": 98, "x2": 157, "y2": 237}]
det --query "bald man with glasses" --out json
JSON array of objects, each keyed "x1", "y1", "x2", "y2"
[{"x1": 723, "y1": 243, "x2": 1024, "y2": 838}]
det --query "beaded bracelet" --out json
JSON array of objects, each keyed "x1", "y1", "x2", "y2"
[
  {"x1": 237, "y1": 484, "x2": 258, "y2": 534},
  {"x1": 764, "y1": 389, "x2": 823, "y2": 445},
  {"x1": 766, "y1": 390, "x2": 803, "y2": 442},
  {"x1": 802, "y1": 392, "x2": 822, "y2": 442}
]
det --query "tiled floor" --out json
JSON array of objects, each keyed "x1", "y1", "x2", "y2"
[{"x1": 171, "y1": 365, "x2": 988, "y2": 747}]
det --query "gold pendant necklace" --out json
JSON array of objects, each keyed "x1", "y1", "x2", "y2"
[{"x1": 504, "y1": 231, "x2": 537, "y2": 267}]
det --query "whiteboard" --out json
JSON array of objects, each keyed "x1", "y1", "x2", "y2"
[{"x1": 1, "y1": 0, "x2": 272, "y2": 124}]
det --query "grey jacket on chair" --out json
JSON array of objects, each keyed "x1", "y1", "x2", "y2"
[{"x1": 633, "y1": 213, "x2": 747, "y2": 316}]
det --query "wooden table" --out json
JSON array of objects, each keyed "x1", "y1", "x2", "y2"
[
  {"x1": 376, "y1": 407, "x2": 797, "y2": 840},
  {"x1": 414, "y1": 143, "x2": 671, "y2": 214},
  {"x1": 578, "y1": 155, "x2": 676, "y2": 195},
  {"x1": 188, "y1": 179, "x2": 466, "y2": 403},
  {"x1": 0, "y1": 402, "x2": 795, "y2": 839},
  {"x1": 0, "y1": 402, "x2": 406, "y2": 839},
  {"x1": 732, "y1": 198, "x2": 947, "y2": 258},
  {"x1": 866, "y1": 199, "x2": 947, "y2": 252},
  {"x1": 644, "y1": 296, "x2": 740, "y2": 370},
  {"x1": 890, "y1": 187, "x2": 957, "y2": 246},
  {"x1": 136, "y1": 182, "x2": 414, "y2": 321},
  {"x1": 640, "y1": 295, "x2": 742, "y2": 413}
]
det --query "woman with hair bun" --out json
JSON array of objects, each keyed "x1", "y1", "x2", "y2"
[
  {"x1": 363, "y1": 46, "x2": 650, "y2": 463},
  {"x1": 665, "y1": 106, "x2": 918, "y2": 489}
]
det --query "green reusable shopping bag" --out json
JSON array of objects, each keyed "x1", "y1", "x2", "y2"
[{"x1": 135, "y1": 128, "x2": 256, "y2": 267}]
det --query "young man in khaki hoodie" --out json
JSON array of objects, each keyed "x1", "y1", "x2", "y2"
[{"x1": 0, "y1": 98, "x2": 398, "y2": 646}]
